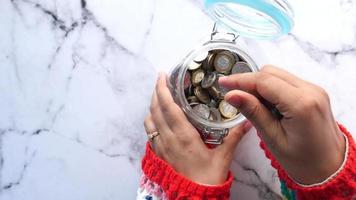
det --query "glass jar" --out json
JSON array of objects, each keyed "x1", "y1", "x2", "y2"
[{"x1": 168, "y1": 0, "x2": 294, "y2": 145}]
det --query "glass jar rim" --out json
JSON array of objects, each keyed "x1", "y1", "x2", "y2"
[{"x1": 204, "y1": 0, "x2": 294, "y2": 40}]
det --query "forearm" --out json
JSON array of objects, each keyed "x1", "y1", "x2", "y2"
[{"x1": 261, "y1": 124, "x2": 356, "y2": 200}]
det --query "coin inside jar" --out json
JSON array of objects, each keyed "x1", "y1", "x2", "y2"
[
  {"x1": 194, "y1": 86, "x2": 210, "y2": 104},
  {"x1": 201, "y1": 72, "x2": 217, "y2": 89},
  {"x1": 214, "y1": 51, "x2": 235, "y2": 74},
  {"x1": 194, "y1": 51, "x2": 209, "y2": 63},
  {"x1": 193, "y1": 104, "x2": 210, "y2": 119},
  {"x1": 208, "y1": 99, "x2": 218, "y2": 108},
  {"x1": 202, "y1": 53, "x2": 215, "y2": 71},
  {"x1": 187, "y1": 95, "x2": 199, "y2": 103},
  {"x1": 184, "y1": 84, "x2": 194, "y2": 97},
  {"x1": 231, "y1": 61, "x2": 252, "y2": 74},
  {"x1": 219, "y1": 100, "x2": 238, "y2": 119},
  {"x1": 216, "y1": 74, "x2": 230, "y2": 97},
  {"x1": 208, "y1": 86, "x2": 221, "y2": 101},
  {"x1": 209, "y1": 107, "x2": 222, "y2": 122},
  {"x1": 188, "y1": 60, "x2": 202, "y2": 71},
  {"x1": 191, "y1": 69, "x2": 205, "y2": 86}
]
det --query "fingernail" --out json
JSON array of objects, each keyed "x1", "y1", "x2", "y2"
[
  {"x1": 218, "y1": 76, "x2": 228, "y2": 84},
  {"x1": 243, "y1": 121, "x2": 253, "y2": 132}
]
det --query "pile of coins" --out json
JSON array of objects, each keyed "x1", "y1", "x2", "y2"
[{"x1": 184, "y1": 49, "x2": 252, "y2": 122}]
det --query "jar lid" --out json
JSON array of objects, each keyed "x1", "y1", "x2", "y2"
[{"x1": 204, "y1": 0, "x2": 294, "y2": 40}]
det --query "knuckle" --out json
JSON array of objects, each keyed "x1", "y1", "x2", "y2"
[
  {"x1": 160, "y1": 102, "x2": 172, "y2": 114},
  {"x1": 296, "y1": 95, "x2": 322, "y2": 113},
  {"x1": 260, "y1": 65, "x2": 275, "y2": 72},
  {"x1": 178, "y1": 135, "x2": 194, "y2": 147},
  {"x1": 317, "y1": 87, "x2": 330, "y2": 100},
  {"x1": 244, "y1": 103, "x2": 260, "y2": 118},
  {"x1": 256, "y1": 71, "x2": 271, "y2": 85},
  {"x1": 149, "y1": 103, "x2": 158, "y2": 113},
  {"x1": 298, "y1": 87, "x2": 330, "y2": 112}
]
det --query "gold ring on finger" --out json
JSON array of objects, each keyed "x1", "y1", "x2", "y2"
[{"x1": 147, "y1": 131, "x2": 160, "y2": 142}]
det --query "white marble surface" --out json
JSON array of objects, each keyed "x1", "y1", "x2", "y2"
[{"x1": 0, "y1": 0, "x2": 355, "y2": 199}]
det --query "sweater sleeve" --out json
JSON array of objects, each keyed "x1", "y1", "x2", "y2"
[
  {"x1": 259, "y1": 124, "x2": 356, "y2": 200},
  {"x1": 139, "y1": 142, "x2": 233, "y2": 200}
]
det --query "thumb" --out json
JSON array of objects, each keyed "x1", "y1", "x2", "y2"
[
  {"x1": 215, "y1": 120, "x2": 251, "y2": 156},
  {"x1": 225, "y1": 90, "x2": 283, "y2": 146}
]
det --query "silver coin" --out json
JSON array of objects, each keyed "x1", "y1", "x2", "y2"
[
  {"x1": 219, "y1": 100, "x2": 238, "y2": 119},
  {"x1": 188, "y1": 60, "x2": 202, "y2": 71},
  {"x1": 209, "y1": 108, "x2": 222, "y2": 122},
  {"x1": 214, "y1": 51, "x2": 235, "y2": 74},
  {"x1": 208, "y1": 99, "x2": 218, "y2": 108},
  {"x1": 231, "y1": 62, "x2": 252, "y2": 74},
  {"x1": 193, "y1": 104, "x2": 210, "y2": 119},
  {"x1": 216, "y1": 74, "x2": 230, "y2": 97},
  {"x1": 194, "y1": 51, "x2": 209, "y2": 63},
  {"x1": 201, "y1": 72, "x2": 217, "y2": 89},
  {"x1": 232, "y1": 52, "x2": 240, "y2": 62}
]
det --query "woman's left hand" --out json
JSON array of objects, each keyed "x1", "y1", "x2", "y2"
[{"x1": 144, "y1": 72, "x2": 251, "y2": 185}]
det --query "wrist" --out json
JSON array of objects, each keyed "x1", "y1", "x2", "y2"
[
  {"x1": 184, "y1": 166, "x2": 230, "y2": 185},
  {"x1": 294, "y1": 126, "x2": 347, "y2": 186}
]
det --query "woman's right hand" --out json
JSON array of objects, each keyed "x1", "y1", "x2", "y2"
[{"x1": 219, "y1": 65, "x2": 346, "y2": 185}]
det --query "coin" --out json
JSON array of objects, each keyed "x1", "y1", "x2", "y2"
[
  {"x1": 219, "y1": 100, "x2": 238, "y2": 118},
  {"x1": 216, "y1": 74, "x2": 230, "y2": 97},
  {"x1": 201, "y1": 72, "x2": 217, "y2": 89},
  {"x1": 194, "y1": 51, "x2": 209, "y2": 63},
  {"x1": 209, "y1": 108, "x2": 222, "y2": 122},
  {"x1": 191, "y1": 69, "x2": 205, "y2": 86},
  {"x1": 208, "y1": 99, "x2": 218, "y2": 108},
  {"x1": 183, "y1": 71, "x2": 191, "y2": 90},
  {"x1": 232, "y1": 52, "x2": 240, "y2": 62},
  {"x1": 188, "y1": 60, "x2": 202, "y2": 71},
  {"x1": 187, "y1": 95, "x2": 199, "y2": 103},
  {"x1": 184, "y1": 84, "x2": 194, "y2": 97},
  {"x1": 189, "y1": 102, "x2": 199, "y2": 107},
  {"x1": 193, "y1": 104, "x2": 210, "y2": 119},
  {"x1": 202, "y1": 53, "x2": 215, "y2": 71},
  {"x1": 208, "y1": 86, "x2": 221, "y2": 101},
  {"x1": 231, "y1": 61, "x2": 252, "y2": 74},
  {"x1": 194, "y1": 86, "x2": 210, "y2": 104},
  {"x1": 214, "y1": 51, "x2": 235, "y2": 74}
]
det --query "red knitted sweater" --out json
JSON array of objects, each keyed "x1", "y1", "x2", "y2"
[{"x1": 141, "y1": 124, "x2": 356, "y2": 199}]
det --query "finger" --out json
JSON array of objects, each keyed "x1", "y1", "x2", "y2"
[
  {"x1": 225, "y1": 90, "x2": 284, "y2": 146},
  {"x1": 144, "y1": 114, "x2": 162, "y2": 155},
  {"x1": 219, "y1": 72, "x2": 259, "y2": 96},
  {"x1": 150, "y1": 87, "x2": 171, "y2": 138},
  {"x1": 260, "y1": 65, "x2": 308, "y2": 87},
  {"x1": 215, "y1": 120, "x2": 251, "y2": 156},
  {"x1": 219, "y1": 72, "x2": 299, "y2": 114},
  {"x1": 156, "y1": 72, "x2": 190, "y2": 132}
]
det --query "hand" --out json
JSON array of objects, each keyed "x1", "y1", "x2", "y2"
[
  {"x1": 144, "y1": 72, "x2": 251, "y2": 185},
  {"x1": 219, "y1": 65, "x2": 346, "y2": 185}
]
